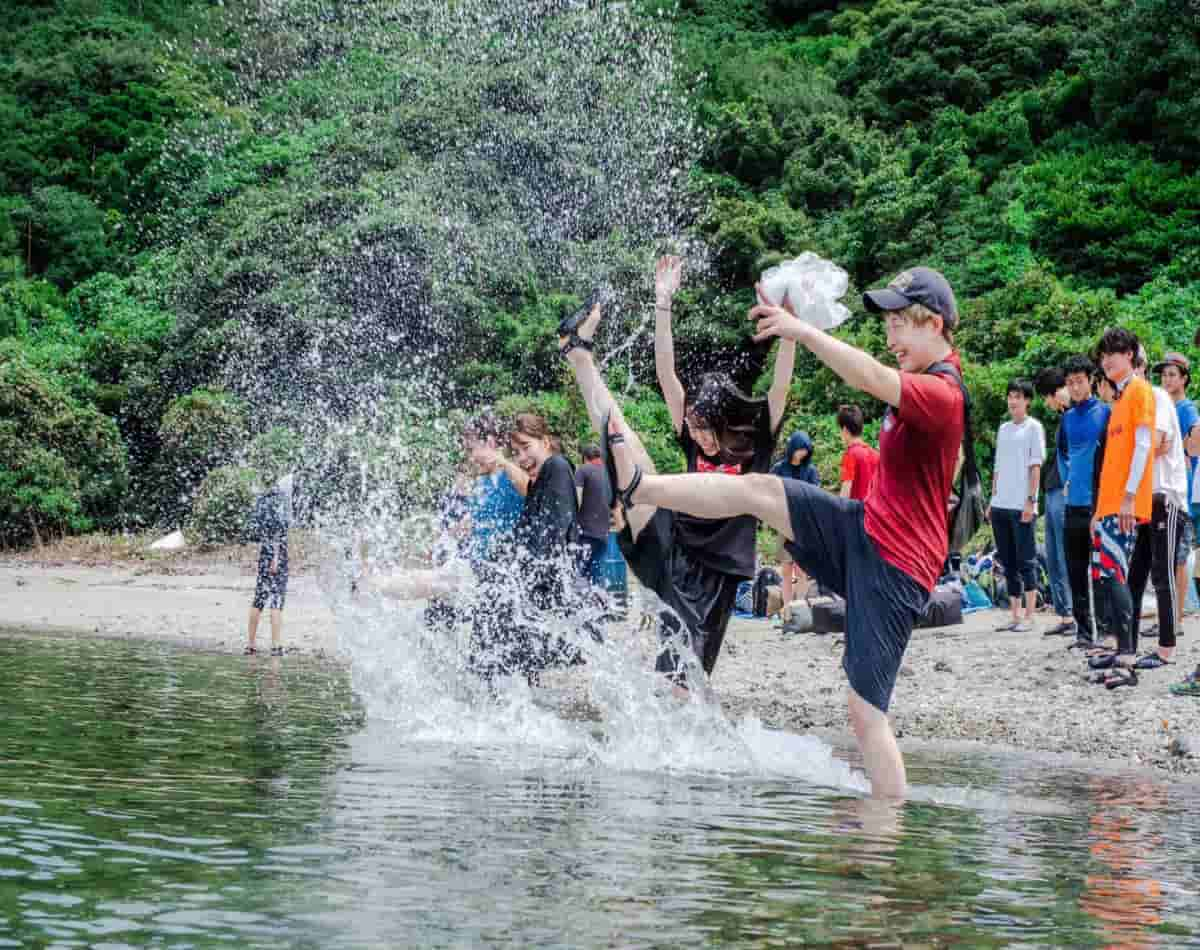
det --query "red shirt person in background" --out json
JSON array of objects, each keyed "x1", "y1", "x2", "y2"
[{"x1": 837, "y1": 403, "x2": 880, "y2": 502}]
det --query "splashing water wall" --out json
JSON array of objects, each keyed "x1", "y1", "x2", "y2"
[{"x1": 152, "y1": 0, "x2": 865, "y2": 789}]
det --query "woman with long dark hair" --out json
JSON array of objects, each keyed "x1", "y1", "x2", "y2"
[{"x1": 560, "y1": 256, "x2": 792, "y2": 690}]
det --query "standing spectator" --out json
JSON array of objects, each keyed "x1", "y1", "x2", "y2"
[
  {"x1": 575, "y1": 444, "x2": 612, "y2": 584},
  {"x1": 1060, "y1": 355, "x2": 1110, "y2": 648},
  {"x1": 837, "y1": 404, "x2": 881, "y2": 502},
  {"x1": 246, "y1": 477, "x2": 293, "y2": 656},
  {"x1": 1034, "y1": 368, "x2": 1074, "y2": 636},
  {"x1": 1155, "y1": 352, "x2": 1200, "y2": 625},
  {"x1": 771, "y1": 430, "x2": 820, "y2": 607},
  {"x1": 1125, "y1": 347, "x2": 1186, "y2": 671},
  {"x1": 1088, "y1": 329, "x2": 1155, "y2": 688},
  {"x1": 987, "y1": 379, "x2": 1045, "y2": 633}
]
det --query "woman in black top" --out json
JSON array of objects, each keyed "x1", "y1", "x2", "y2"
[
  {"x1": 561, "y1": 257, "x2": 791, "y2": 689},
  {"x1": 469, "y1": 412, "x2": 593, "y2": 682}
]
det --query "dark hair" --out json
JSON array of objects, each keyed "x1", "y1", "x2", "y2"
[
  {"x1": 1062, "y1": 354, "x2": 1095, "y2": 379},
  {"x1": 1095, "y1": 327, "x2": 1139, "y2": 360},
  {"x1": 685, "y1": 373, "x2": 766, "y2": 465},
  {"x1": 581, "y1": 444, "x2": 601, "y2": 461},
  {"x1": 1033, "y1": 368, "x2": 1065, "y2": 397},
  {"x1": 836, "y1": 403, "x2": 864, "y2": 437},
  {"x1": 1007, "y1": 378, "x2": 1034, "y2": 400}
]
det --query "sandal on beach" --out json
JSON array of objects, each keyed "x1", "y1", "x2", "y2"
[
  {"x1": 1132, "y1": 653, "x2": 1172, "y2": 670},
  {"x1": 1169, "y1": 674, "x2": 1200, "y2": 696},
  {"x1": 1104, "y1": 667, "x2": 1138, "y2": 690},
  {"x1": 1067, "y1": 638, "x2": 1095, "y2": 650},
  {"x1": 1088, "y1": 652, "x2": 1117, "y2": 670},
  {"x1": 244, "y1": 646, "x2": 258, "y2": 656}
]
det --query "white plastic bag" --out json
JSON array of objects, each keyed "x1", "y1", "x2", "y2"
[{"x1": 759, "y1": 252, "x2": 852, "y2": 331}]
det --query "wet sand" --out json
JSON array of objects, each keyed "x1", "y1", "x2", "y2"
[{"x1": 3, "y1": 558, "x2": 1198, "y2": 778}]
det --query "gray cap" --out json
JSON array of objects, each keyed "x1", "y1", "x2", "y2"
[{"x1": 863, "y1": 266, "x2": 959, "y2": 329}]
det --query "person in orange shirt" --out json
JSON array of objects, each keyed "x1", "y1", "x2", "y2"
[{"x1": 1089, "y1": 328, "x2": 1157, "y2": 687}]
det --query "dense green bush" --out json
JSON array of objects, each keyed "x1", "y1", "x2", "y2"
[
  {"x1": 189, "y1": 465, "x2": 259, "y2": 546},
  {"x1": 2, "y1": 0, "x2": 1200, "y2": 544},
  {"x1": 0, "y1": 342, "x2": 128, "y2": 544}
]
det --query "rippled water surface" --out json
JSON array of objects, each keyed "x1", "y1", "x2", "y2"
[{"x1": 2, "y1": 632, "x2": 1200, "y2": 948}]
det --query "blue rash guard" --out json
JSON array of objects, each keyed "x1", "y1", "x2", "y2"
[{"x1": 1060, "y1": 396, "x2": 1110, "y2": 508}]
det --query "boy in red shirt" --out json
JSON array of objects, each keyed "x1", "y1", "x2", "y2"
[
  {"x1": 837, "y1": 404, "x2": 880, "y2": 501},
  {"x1": 606, "y1": 267, "x2": 965, "y2": 799}
]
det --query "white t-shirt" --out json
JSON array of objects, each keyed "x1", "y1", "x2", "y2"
[
  {"x1": 991, "y1": 417, "x2": 1046, "y2": 512},
  {"x1": 1152, "y1": 385, "x2": 1188, "y2": 508}
]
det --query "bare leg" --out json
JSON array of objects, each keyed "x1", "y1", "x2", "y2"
[
  {"x1": 369, "y1": 568, "x2": 464, "y2": 601},
  {"x1": 848, "y1": 687, "x2": 907, "y2": 799},
  {"x1": 564, "y1": 308, "x2": 660, "y2": 540},
  {"x1": 247, "y1": 606, "x2": 262, "y2": 650},
  {"x1": 616, "y1": 462, "x2": 795, "y2": 540},
  {"x1": 269, "y1": 609, "x2": 282, "y2": 649},
  {"x1": 781, "y1": 558, "x2": 794, "y2": 607}
]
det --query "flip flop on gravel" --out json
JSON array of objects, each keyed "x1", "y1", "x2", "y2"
[
  {"x1": 1133, "y1": 653, "x2": 1173, "y2": 670},
  {"x1": 1169, "y1": 675, "x2": 1200, "y2": 696},
  {"x1": 1088, "y1": 652, "x2": 1117, "y2": 670},
  {"x1": 1104, "y1": 667, "x2": 1138, "y2": 690}
]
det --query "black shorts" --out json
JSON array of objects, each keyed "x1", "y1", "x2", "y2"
[
  {"x1": 620, "y1": 508, "x2": 743, "y2": 680},
  {"x1": 782, "y1": 481, "x2": 928, "y2": 713},
  {"x1": 253, "y1": 543, "x2": 289, "y2": 610}
]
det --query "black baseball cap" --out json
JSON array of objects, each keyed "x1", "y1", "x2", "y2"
[{"x1": 863, "y1": 266, "x2": 959, "y2": 329}]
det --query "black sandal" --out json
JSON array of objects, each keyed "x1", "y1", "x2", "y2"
[
  {"x1": 1104, "y1": 667, "x2": 1138, "y2": 690},
  {"x1": 558, "y1": 287, "x2": 609, "y2": 358},
  {"x1": 244, "y1": 646, "x2": 258, "y2": 656}
]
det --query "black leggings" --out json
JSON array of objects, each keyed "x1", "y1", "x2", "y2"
[
  {"x1": 992, "y1": 508, "x2": 1038, "y2": 599},
  {"x1": 1128, "y1": 493, "x2": 1182, "y2": 651},
  {"x1": 1065, "y1": 506, "x2": 1095, "y2": 641}
]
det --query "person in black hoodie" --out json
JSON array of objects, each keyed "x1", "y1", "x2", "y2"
[
  {"x1": 559, "y1": 256, "x2": 791, "y2": 692},
  {"x1": 771, "y1": 431, "x2": 820, "y2": 606}
]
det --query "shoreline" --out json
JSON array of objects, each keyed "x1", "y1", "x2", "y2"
[{"x1": 4, "y1": 557, "x2": 1199, "y2": 781}]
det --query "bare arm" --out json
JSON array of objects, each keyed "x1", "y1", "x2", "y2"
[
  {"x1": 840, "y1": 480, "x2": 852, "y2": 499},
  {"x1": 750, "y1": 302, "x2": 902, "y2": 408},
  {"x1": 768, "y1": 339, "x2": 796, "y2": 433},
  {"x1": 499, "y1": 458, "x2": 529, "y2": 497},
  {"x1": 653, "y1": 256, "x2": 686, "y2": 433}
]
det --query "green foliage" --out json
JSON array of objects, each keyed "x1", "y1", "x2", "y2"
[
  {"x1": 247, "y1": 427, "x2": 303, "y2": 485},
  {"x1": 159, "y1": 388, "x2": 248, "y2": 482},
  {"x1": 188, "y1": 465, "x2": 258, "y2": 546},
  {"x1": 0, "y1": 342, "x2": 128, "y2": 544},
  {"x1": 3, "y1": 0, "x2": 1200, "y2": 544}
]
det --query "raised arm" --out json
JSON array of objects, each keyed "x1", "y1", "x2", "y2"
[
  {"x1": 767, "y1": 339, "x2": 796, "y2": 433},
  {"x1": 750, "y1": 294, "x2": 902, "y2": 408},
  {"x1": 654, "y1": 255, "x2": 687, "y2": 434}
]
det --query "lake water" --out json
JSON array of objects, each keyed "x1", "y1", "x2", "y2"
[{"x1": 2, "y1": 631, "x2": 1199, "y2": 948}]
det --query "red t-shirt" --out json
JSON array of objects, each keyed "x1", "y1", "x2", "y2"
[
  {"x1": 840, "y1": 441, "x2": 880, "y2": 502},
  {"x1": 863, "y1": 354, "x2": 965, "y2": 592}
]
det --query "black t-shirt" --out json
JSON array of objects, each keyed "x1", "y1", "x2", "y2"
[
  {"x1": 574, "y1": 463, "x2": 611, "y2": 540},
  {"x1": 513, "y1": 454, "x2": 579, "y2": 559},
  {"x1": 674, "y1": 408, "x2": 780, "y2": 579},
  {"x1": 1042, "y1": 423, "x2": 1065, "y2": 494}
]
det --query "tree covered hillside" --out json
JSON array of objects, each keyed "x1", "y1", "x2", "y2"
[{"x1": 2, "y1": 0, "x2": 1199, "y2": 544}]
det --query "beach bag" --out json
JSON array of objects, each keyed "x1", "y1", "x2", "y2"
[
  {"x1": 927, "y1": 362, "x2": 985, "y2": 554},
  {"x1": 753, "y1": 567, "x2": 783, "y2": 617},
  {"x1": 812, "y1": 599, "x2": 846, "y2": 634},
  {"x1": 962, "y1": 579, "x2": 992, "y2": 611},
  {"x1": 917, "y1": 585, "x2": 963, "y2": 628}
]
